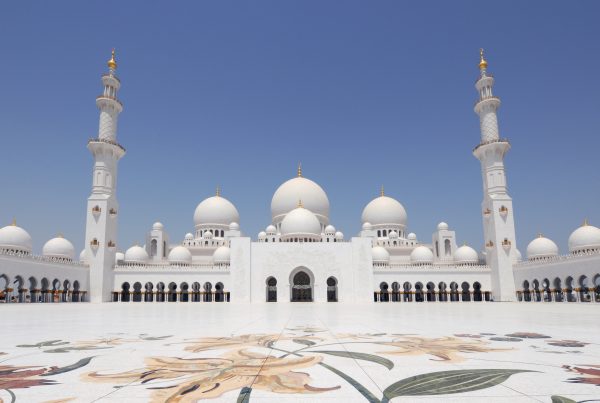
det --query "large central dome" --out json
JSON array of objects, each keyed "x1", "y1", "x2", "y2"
[{"x1": 271, "y1": 168, "x2": 329, "y2": 226}]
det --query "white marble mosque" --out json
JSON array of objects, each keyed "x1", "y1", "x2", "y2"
[{"x1": 1, "y1": 49, "x2": 599, "y2": 306}]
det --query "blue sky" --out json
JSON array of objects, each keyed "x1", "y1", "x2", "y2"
[{"x1": 0, "y1": 1, "x2": 598, "y2": 255}]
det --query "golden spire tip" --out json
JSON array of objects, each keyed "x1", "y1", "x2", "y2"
[
  {"x1": 380, "y1": 185, "x2": 384, "y2": 197},
  {"x1": 297, "y1": 162, "x2": 302, "y2": 177},
  {"x1": 298, "y1": 199, "x2": 303, "y2": 208},
  {"x1": 11, "y1": 217, "x2": 16, "y2": 226},
  {"x1": 216, "y1": 186, "x2": 221, "y2": 197},
  {"x1": 107, "y1": 48, "x2": 117, "y2": 70},
  {"x1": 479, "y1": 48, "x2": 488, "y2": 70},
  {"x1": 583, "y1": 218, "x2": 589, "y2": 226}
]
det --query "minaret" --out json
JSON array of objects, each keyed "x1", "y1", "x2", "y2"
[
  {"x1": 472, "y1": 49, "x2": 517, "y2": 301},
  {"x1": 85, "y1": 49, "x2": 126, "y2": 303}
]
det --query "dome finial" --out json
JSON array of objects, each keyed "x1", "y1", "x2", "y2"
[
  {"x1": 57, "y1": 232, "x2": 63, "y2": 238},
  {"x1": 107, "y1": 48, "x2": 117, "y2": 70},
  {"x1": 537, "y1": 232, "x2": 543, "y2": 238},
  {"x1": 380, "y1": 185, "x2": 384, "y2": 197},
  {"x1": 298, "y1": 199, "x2": 303, "y2": 208},
  {"x1": 479, "y1": 48, "x2": 488, "y2": 71},
  {"x1": 216, "y1": 186, "x2": 221, "y2": 197},
  {"x1": 583, "y1": 218, "x2": 589, "y2": 227},
  {"x1": 297, "y1": 162, "x2": 302, "y2": 177},
  {"x1": 11, "y1": 217, "x2": 16, "y2": 226}
]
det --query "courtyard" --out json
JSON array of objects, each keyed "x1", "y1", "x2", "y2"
[{"x1": 0, "y1": 302, "x2": 599, "y2": 402}]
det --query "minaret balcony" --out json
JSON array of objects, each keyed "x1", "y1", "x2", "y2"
[
  {"x1": 96, "y1": 95, "x2": 122, "y2": 107},
  {"x1": 473, "y1": 138, "x2": 510, "y2": 153},
  {"x1": 474, "y1": 95, "x2": 500, "y2": 110},
  {"x1": 88, "y1": 137, "x2": 126, "y2": 154}
]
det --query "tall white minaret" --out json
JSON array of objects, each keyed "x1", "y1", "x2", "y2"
[
  {"x1": 85, "y1": 50, "x2": 125, "y2": 303},
  {"x1": 472, "y1": 49, "x2": 517, "y2": 301}
]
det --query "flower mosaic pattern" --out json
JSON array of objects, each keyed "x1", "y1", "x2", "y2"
[{"x1": 0, "y1": 330, "x2": 597, "y2": 402}]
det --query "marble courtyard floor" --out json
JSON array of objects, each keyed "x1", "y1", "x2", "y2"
[{"x1": 1, "y1": 302, "x2": 599, "y2": 402}]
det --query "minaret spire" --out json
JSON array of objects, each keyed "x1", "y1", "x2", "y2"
[
  {"x1": 472, "y1": 49, "x2": 517, "y2": 301},
  {"x1": 85, "y1": 50, "x2": 126, "y2": 303}
]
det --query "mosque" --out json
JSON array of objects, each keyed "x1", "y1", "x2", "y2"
[{"x1": 1, "y1": 50, "x2": 599, "y2": 305}]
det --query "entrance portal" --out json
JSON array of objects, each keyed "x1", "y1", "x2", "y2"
[{"x1": 291, "y1": 271, "x2": 312, "y2": 302}]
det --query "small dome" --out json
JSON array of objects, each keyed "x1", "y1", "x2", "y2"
[
  {"x1": 213, "y1": 246, "x2": 231, "y2": 264},
  {"x1": 407, "y1": 232, "x2": 417, "y2": 241},
  {"x1": 362, "y1": 222, "x2": 372, "y2": 231},
  {"x1": 388, "y1": 230, "x2": 399, "y2": 239},
  {"x1": 335, "y1": 231, "x2": 344, "y2": 240},
  {"x1": 410, "y1": 246, "x2": 434, "y2": 264},
  {"x1": 115, "y1": 252, "x2": 125, "y2": 264},
  {"x1": 203, "y1": 231, "x2": 213, "y2": 239},
  {"x1": 229, "y1": 222, "x2": 240, "y2": 231},
  {"x1": 124, "y1": 245, "x2": 149, "y2": 264},
  {"x1": 526, "y1": 235, "x2": 559, "y2": 260},
  {"x1": 437, "y1": 222, "x2": 449, "y2": 231},
  {"x1": 266, "y1": 225, "x2": 277, "y2": 235},
  {"x1": 168, "y1": 246, "x2": 192, "y2": 264},
  {"x1": 79, "y1": 249, "x2": 87, "y2": 263},
  {"x1": 454, "y1": 244, "x2": 479, "y2": 265},
  {"x1": 152, "y1": 222, "x2": 164, "y2": 231},
  {"x1": 361, "y1": 195, "x2": 407, "y2": 227},
  {"x1": 0, "y1": 223, "x2": 32, "y2": 253},
  {"x1": 280, "y1": 206, "x2": 321, "y2": 238},
  {"x1": 42, "y1": 235, "x2": 75, "y2": 260},
  {"x1": 325, "y1": 225, "x2": 336, "y2": 234},
  {"x1": 568, "y1": 221, "x2": 600, "y2": 253},
  {"x1": 512, "y1": 248, "x2": 522, "y2": 263},
  {"x1": 372, "y1": 246, "x2": 390, "y2": 263},
  {"x1": 258, "y1": 231, "x2": 267, "y2": 240},
  {"x1": 184, "y1": 233, "x2": 194, "y2": 241},
  {"x1": 194, "y1": 195, "x2": 240, "y2": 228}
]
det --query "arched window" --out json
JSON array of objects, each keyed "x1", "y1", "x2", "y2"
[
  {"x1": 379, "y1": 282, "x2": 389, "y2": 302},
  {"x1": 327, "y1": 277, "x2": 338, "y2": 302},
  {"x1": 291, "y1": 271, "x2": 312, "y2": 302},
  {"x1": 133, "y1": 282, "x2": 142, "y2": 302},
  {"x1": 150, "y1": 239, "x2": 157, "y2": 257},
  {"x1": 215, "y1": 282, "x2": 224, "y2": 302},
  {"x1": 444, "y1": 239, "x2": 451, "y2": 256},
  {"x1": 204, "y1": 282, "x2": 213, "y2": 302},
  {"x1": 121, "y1": 282, "x2": 130, "y2": 302},
  {"x1": 266, "y1": 277, "x2": 277, "y2": 302}
]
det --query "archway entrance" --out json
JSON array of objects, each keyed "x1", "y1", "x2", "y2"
[{"x1": 291, "y1": 270, "x2": 312, "y2": 302}]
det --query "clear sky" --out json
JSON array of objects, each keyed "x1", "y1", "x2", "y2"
[{"x1": 1, "y1": 1, "x2": 599, "y2": 256}]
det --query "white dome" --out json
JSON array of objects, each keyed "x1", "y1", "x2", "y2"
[
  {"x1": 407, "y1": 232, "x2": 417, "y2": 241},
  {"x1": 325, "y1": 225, "x2": 336, "y2": 235},
  {"x1": 568, "y1": 221, "x2": 600, "y2": 253},
  {"x1": 115, "y1": 252, "x2": 125, "y2": 264},
  {"x1": 362, "y1": 222, "x2": 372, "y2": 231},
  {"x1": 388, "y1": 230, "x2": 399, "y2": 239},
  {"x1": 271, "y1": 176, "x2": 330, "y2": 226},
  {"x1": 280, "y1": 207, "x2": 321, "y2": 237},
  {"x1": 258, "y1": 231, "x2": 267, "y2": 240},
  {"x1": 437, "y1": 222, "x2": 449, "y2": 231},
  {"x1": 512, "y1": 248, "x2": 522, "y2": 263},
  {"x1": 42, "y1": 236, "x2": 75, "y2": 260},
  {"x1": 79, "y1": 249, "x2": 87, "y2": 263},
  {"x1": 213, "y1": 246, "x2": 231, "y2": 264},
  {"x1": 184, "y1": 233, "x2": 194, "y2": 241},
  {"x1": 203, "y1": 231, "x2": 213, "y2": 239},
  {"x1": 361, "y1": 195, "x2": 407, "y2": 227},
  {"x1": 266, "y1": 225, "x2": 277, "y2": 235},
  {"x1": 229, "y1": 222, "x2": 240, "y2": 231},
  {"x1": 410, "y1": 246, "x2": 434, "y2": 264},
  {"x1": 0, "y1": 223, "x2": 32, "y2": 253},
  {"x1": 527, "y1": 235, "x2": 559, "y2": 260},
  {"x1": 454, "y1": 244, "x2": 479, "y2": 265},
  {"x1": 168, "y1": 246, "x2": 192, "y2": 264},
  {"x1": 372, "y1": 246, "x2": 390, "y2": 263},
  {"x1": 124, "y1": 245, "x2": 149, "y2": 264},
  {"x1": 335, "y1": 231, "x2": 344, "y2": 240},
  {"x1": 152, "y1": 222, "x2": 164, "y2": 231},
  {"x1": 193, "y1": 195, "x2": 240, "y2": 228}
]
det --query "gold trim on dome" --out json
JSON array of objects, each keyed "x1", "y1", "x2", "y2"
[{"x1": 107, "y1": 49, "x2": 117, "y2": 70}]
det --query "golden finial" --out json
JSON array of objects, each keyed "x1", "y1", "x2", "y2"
[
  {"x1": 380, "y1": 185, "x2": 384, "y2": 197},
  {"x1": 479, "y1": 48, "x2": 488, "y2": 70},
  {"x1": 107, "y1": 48, "x2": 117, "y2": 70},
  {"x1": 57, "y1": 233, "x2": 64, "y2": 238},
  {"x1": 298, "y1": 199, "x2": 303, "y2": 208},
  {"x1": 463, "y1": 241, "x2": 468, "y2": 246},
  {"x1": 11, "y1": 217, "x2": 16, "y2": 226},
  {"x1": 537, "y1": 232, "x2": 543, "y2": 238},
  {"x1": 297, "y1": 162, "x2": 302, "y2": 177},
  {"x1": 216, "y1": 186, "x2": 221, "y2": 197},
  {"x1": 583, "y1": 218, "x2": 589, "y2": 227}
]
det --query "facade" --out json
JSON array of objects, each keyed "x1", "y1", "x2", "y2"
[{"x1": 1, "y1": 50, "x2": 600, "y2": 304}]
